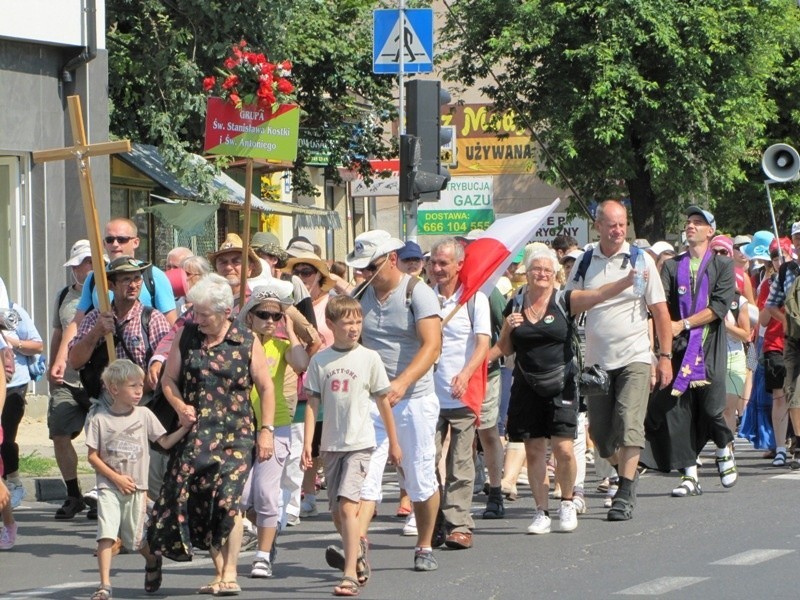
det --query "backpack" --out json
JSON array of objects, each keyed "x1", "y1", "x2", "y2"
[
  {"x1": 78, "y1": 306, "x2": 154, "y2": 398},
  {"x1": 572, "y1": 244, "x2": 642, "y2": 285},
  {"x1": 783, "y1": 273, "x2": 800, "y2": 339},
  {"x1": 88, "y1": 265, "x2": 156, "y2": 310},
  {"x1": 511, "y1": 287, "x2": 583, "y2": 373}
]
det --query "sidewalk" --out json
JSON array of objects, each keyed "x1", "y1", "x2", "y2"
[{"x1": 15, "y1": 394, "x2": 95, "y2": 503}]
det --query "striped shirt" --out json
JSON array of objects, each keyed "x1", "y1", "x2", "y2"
[{"x1": 71, "y1": 301, "x2": 170, "y2": 368}]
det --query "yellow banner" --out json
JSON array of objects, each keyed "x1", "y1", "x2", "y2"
[{"x1": 451, "y1": 136, "x2": 536, "y2": 175}]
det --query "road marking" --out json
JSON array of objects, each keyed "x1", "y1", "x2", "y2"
[
  {"x1": 771, "y1": 472, "x2": 800, "y2": 480},
  {"x1": 711, "y1": 549, "x2": 794, "y2": 565},
  {"x1": 2, "y1": 581, "x2": 90, "y2": 598},
  {"x1": 616, "y1": 577, "x2": 708, "y2": 595}
]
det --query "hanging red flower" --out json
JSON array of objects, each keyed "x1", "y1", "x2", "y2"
[{"x1": 203, "y1": 40, "x2": 295, "y2": 110}]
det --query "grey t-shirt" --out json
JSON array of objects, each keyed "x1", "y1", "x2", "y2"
[
  {"x1": 359, "y1": 274, "x2": 441, "y2": 400},
  {"x1": 85, "y1": 405, "x2": 166, "y2": 490},
  {"x1": 52, "y1": 285, "x2": 83, "y2": 385}
]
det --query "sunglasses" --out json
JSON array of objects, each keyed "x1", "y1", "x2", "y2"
[
  {"x1": 104, "y1": 235, "x2": 134, "y2": 245},
  {"x1": 362, "y1": 258, "x2": 387, "y2": 273},
  {"x1": 292, "y1": 267, "x2": 317, "y2": 277},
  {"x1": 713, "y1": 249, "x2": 730, "y2": 256},
  {"x1": 252, "y1": 310, "x2": 283, "y2": 322}
]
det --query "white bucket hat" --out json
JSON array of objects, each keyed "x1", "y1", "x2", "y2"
[
  {"x1": 345, "y1": 230, "x2": 405, "y2": 269},
  {"x1": 64, "y1": 239, "x2": 94, "y2": 267}
]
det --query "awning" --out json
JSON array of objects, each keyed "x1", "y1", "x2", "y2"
[{"x1": 118, "y1": 143, "x2": 341, "y2": 230}]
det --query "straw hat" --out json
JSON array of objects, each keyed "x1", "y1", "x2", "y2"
[
  {"x1": 207, "y1": 233, "x2": 262, "y2": 277},
  {"x1": 284, "y1": 251, "x2": 335, "y2": 293}
]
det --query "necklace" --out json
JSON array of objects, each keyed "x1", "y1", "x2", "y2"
[{"x1": 525, "y1": 290, "x2": 551, "y2": 322}]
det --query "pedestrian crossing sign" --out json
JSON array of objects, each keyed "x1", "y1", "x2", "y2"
[{"x1": 373, "y1": 9, "x2": 434, "y2": 74}]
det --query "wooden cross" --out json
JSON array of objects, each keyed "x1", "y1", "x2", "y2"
[{"x1": 33, "y1": 95, "x2": 131, "y2": 361}]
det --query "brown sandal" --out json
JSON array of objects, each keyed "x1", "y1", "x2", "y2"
[{"x1": 333, "y1": 576, "x2": 360, "y2": 597}]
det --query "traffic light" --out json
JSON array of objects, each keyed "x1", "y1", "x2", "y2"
[{"x1": 400, "y1": 79, "x2": 451, "y2": 202}]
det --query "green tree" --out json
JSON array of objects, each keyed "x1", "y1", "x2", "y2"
[
  {"x1": 106, "y1": 0, "x2": 397, "y2": 200},
  {"x1": 442, "y1": 0, "x2": 800, "y2": 239}
]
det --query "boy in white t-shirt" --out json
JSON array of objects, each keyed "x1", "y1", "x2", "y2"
[
  {"x1": 303, "y1": 295, "x2": 401, "y2": 597},
  {"x1": 85, "y1": 360, "x2": 189, "y2": 600}
]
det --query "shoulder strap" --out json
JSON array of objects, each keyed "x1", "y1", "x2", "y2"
[
  {"x1": 141, "y1": 307, "x2": 153, "y2": 363},
  {"x1": 512, "y1": 285, "x2": 526, "y2": 313},
  {"x1": 405, "y1": 276, "x2": 420, "y2": 315},
  {"x1": 88, "y1": 275, "x2": 96, "y2": 310},
  {"x1": 56, "y1": 285, "x2": 70, "y2": 312},
  {"x1": 143, "y1": 265, "x2": 156, "y2": 305},
  {"x1": 573, "y1": 248, "x2": 594, "y2": 283}
]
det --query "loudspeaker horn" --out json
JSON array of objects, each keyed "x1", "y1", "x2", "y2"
[{"x1": 762, "y1": 143, "x2": 800, "y2": 182}]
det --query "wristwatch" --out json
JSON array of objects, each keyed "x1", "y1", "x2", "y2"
[
  {"x1": 261, "y1": 424, "x2": 275, "y2": 433},
  {"x1": 682, "y1": 319, "x2": 691, "y2": 331},
  {"x1": 658, "y1": 352, "x2": 673, "y2": 359}
]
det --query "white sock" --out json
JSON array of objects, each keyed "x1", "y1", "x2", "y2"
[
  {"x1": 715, "y1": 446, "x2": 730, "y2": 458},
  {"x1": 777, "y1": 446, "x2": 787, "y2": 455},
  {"x1": 256, "y1": 550, "x2": 270, "y2": 561},
  {"x1": 305, "y1": 494, "x2": 316, "y2": 504},
  {"x1": 684, "y1": 465, "x2": 698, "y2": 480}
]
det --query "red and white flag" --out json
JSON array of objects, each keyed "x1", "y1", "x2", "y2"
[
  {"x1": 452, "y1": 198, "x2": 561, "y2": 420},
  {"x1": 458, "y1": 198, "x2": 562, "y2": 306}
]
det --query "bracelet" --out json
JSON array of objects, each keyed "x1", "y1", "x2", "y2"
[
  {"x1": 260, "y1": 424, "x2": 275, "y2": 432},
  {"x1": 16, "y1": 340, "x2": 22, "y2": 350}
]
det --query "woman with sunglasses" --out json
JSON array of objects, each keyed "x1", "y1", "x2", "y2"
[
  {"x1": 710, "y1": 236, "x2": 752, "y2": 442},
  {"x1": 238, "y1": 282, "x2": 311, "y2": 580},
  {"x1": 283, "y1": 249, "x2": 337, "y2": 519}
]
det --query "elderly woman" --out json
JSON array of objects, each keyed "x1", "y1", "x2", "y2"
[
  {"x1": 238, "y1": 281, "x2": 311, "y2": 579},
  {"x1": 146, "y1": 274, "x2": 275, "y2": 596},
  {"x1": 488, "y1": 247, "x2": 637, "y2": 535}
]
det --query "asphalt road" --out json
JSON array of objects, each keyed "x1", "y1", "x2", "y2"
[{"x1": 1, "y1": 441, "x2": 797, "y2": 600}]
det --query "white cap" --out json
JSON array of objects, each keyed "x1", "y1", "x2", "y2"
[
  {"x1": 64, "y1": 240, "x2": 92, "y2": 267},
  {"x1": 345, "y1": 230, "x2": 405, "y2": 269},
  {"x1": 649, "y1": 241, "x2": 676, "y2": 257},
  {"x1": 791, "y1": 222, "x2": 800, "y2": 237}
]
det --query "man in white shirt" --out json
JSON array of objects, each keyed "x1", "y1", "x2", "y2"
[{"x1": 430, "y1": 238, "x2": 490, "y2": 549}]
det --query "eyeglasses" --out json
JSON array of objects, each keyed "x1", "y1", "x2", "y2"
[
  {"x1": 362, "y1": 258, "x2": 387, "y2": 273},
  {"x1": 713, "y1": 249, "x2": 729, "y2": 256},
  {"x1": 104, "y1": 236, "x2": 134, "y2": 245},
  {"x1": 252, "y1": 310, "x2": 283, "y2": 322},
  {"x1": 527, "y1": 267, "x2": 555, "y2": 275},
  {"x1": 292, "y1": 267, "x2": 317, "y2": 278},
  {"x1": 771, "y1": 253, "x2": 781, "y2": 260},
  {"x1": 114, "y1": 274, "x2": 143, "y2": 286},
  {"x1": 185, "y1": 271, "x2": 202, "y2": 280}
]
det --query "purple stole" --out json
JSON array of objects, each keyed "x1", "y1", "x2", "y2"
[{"x1": 671, "y1": 251, "x2": 713, "y2": 396}]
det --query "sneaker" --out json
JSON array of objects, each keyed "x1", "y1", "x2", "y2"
[
  {"x1": 83, "y1": 487, "x2": 99, "y2": 509},
  {"x1": 413, "y1": 549, "x2": 438, "y2": 572},
  {"x1": 86, "y1": 506, "x2": 98, "y2": 520},
  {"x1": 0, "y1": 523, "x2": 18, "y2": 550},
  {"x1": 285, "y1": 514, "x2": 301, "y2": 527},
  {"x1": 572, "y1": 495, "x2": 587, "y2": 515},
  {"x1": 402, "y1": 513, "x2": 418, "y2": 536},
  {"x1": 241, "y1": 522, "x2": 258, "y2": 552},
  {"x1": 603, "y1": 479, "x2": 619, "y2": 509},
  {"x1": 526, "y1": 509, "x2": 551, "y2": 535},
  {"x1": 7, "y1": 481, "x2": 25, "y2": 509},
  {"x1": 250, "y1": 558, "x2": 272, "y2": 578},
  {"x1": 300, "y1": 499, "x2": 318, "y2": 517},
  {"x1": 558, "y1": 500, "x2": 578, "y2": 532}
]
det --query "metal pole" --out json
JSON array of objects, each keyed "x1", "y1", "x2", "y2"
[
  {"x1": 765, "y1": 180, "x2": 785, "y2": 262},
  {"x1": 398, "y1": 0, "x2": 416, "y2": 242}
]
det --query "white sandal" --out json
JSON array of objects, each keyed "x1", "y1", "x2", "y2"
[{"x1": 671, "y1": 476, "x2": 702, "y2": 497}]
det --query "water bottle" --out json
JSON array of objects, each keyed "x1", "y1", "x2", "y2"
[{"x1": 632, "y1": 252, "x2": 646, "y2": 297}]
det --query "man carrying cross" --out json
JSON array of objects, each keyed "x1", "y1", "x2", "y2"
[{"x1": 645, "y1": 206, "x2": 737, "y2": 498}]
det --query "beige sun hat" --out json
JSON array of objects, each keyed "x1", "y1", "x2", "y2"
[{"x1": 207, "y1": 233, "x2": 263, "y2": 277}]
